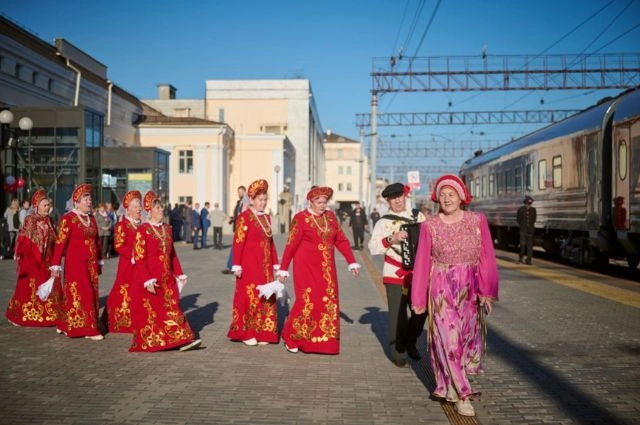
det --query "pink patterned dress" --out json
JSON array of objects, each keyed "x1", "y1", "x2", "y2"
[{"x1": 412, "y1": 211, "x2": 499, "y2": 401}]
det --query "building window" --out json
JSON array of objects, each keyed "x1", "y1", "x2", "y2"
[
  {"x1": 338, "y1": 183, "x2": 344, "y2": 191},
  {"x1": 346, "y1": 183, "x2": 352, "y2": 192},
  {"x1": 178, "y1": 196, "x2": 193, "y2": 205},
  {"x1": 337, "y1": 149, "x2": 344, "y2": 159},
  {"x1": 179, "y1": 150, "x2": 193, "y2": 174},
  {"x1": 32, "y1": 71, "x2": 38, "y2": 85},
  {"x1": 47, "y1": 78, "x2": 54, "y2": 91},
  {"x1": 538, "y1": 159, "x2": 547, "y2": 190},
  {"x1": 14, "y1": 63, "x2": 22, "y2": 78},
  {"x1": 218, "y1": 108, "x2": 225, "y2": 123},
  {"x1": 346, "y1": 166, "x2": 352, "y2": 175},
  {"x1": 552, "y1": 155, "x2": 562, "y2": 188},
  {"x1": 338, "y1": 166, "x2": 344, "y2": 175}
]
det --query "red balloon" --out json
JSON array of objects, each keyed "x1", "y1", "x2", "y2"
[{"x1": 15, "y1": 177, "x2": 25, "y2": 188}]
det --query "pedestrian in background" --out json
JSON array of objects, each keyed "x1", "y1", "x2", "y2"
[
  {"x1": 129, "y1": 190, "x2": 201, "y2": 352},
  {"x1": 201, "y1": 201, "x2": 211, "y2": 249},
  {"x1": 3, "y1": 198, "x2": 20, "y2": 255},
  {"x1": 210, "y1": 202, "x2": 226, "y2": 249},
  {"x1": 184, "y1": 201, "x2": 193, "y2": 244},
  {"x1": 222, "y1": 186, "x2": 248, "y2": 274},
  {"x1": 368, "y1": 182, "x2": 426, "y2": 367},
  {"x1": 277, "y1": 186, "x2": 360, "y2": 354},
  {"x1": 95, "y1": 202, "x2": 112, "y2": 259},
  {"x1": 517, "y1": 195, "x2": 536, "y2": 264},
  {"x1": 412, "y1": 174, "x2": 499, "y2": 417},
  {"x1": 6, "y1": 189, "x2": 62, "y2": 327},
  {"x1": 170, "y1": 203, "x2": 183, "y2": 242},
  {"x1": 369, "y1": 207, "x2": 381, "y2": 227},
  {"x1": 349, "y1": 201, "x2": 368, "y2": 249},
  {"x1": 191, "y1": 202, "x2": 202, "y2": 249},
  {"x1": 50, "y1": 184, "x2": 104, "y2": 340},
  {"x1": 228, "y1": 179, "x2": 280, "y2": 346},
  {"x1": 102, "y1": 190, "x2": 142, "y2": 334},
  {"x1": 18, "y1": 199, "x2": 30, "y2": 227}
]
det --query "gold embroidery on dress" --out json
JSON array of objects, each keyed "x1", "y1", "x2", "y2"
[
  {"x1": 113, "y1": 283, "x2": 131, "y2": 330},
  {"x1": 235, "y1": 216, "x2": 247, "y2": 243},
  {"x1": 21, "y1": 278, "x2": 45, "y2": 323},
  {"x1": 66, "y1": 281, "x2": 88, "y2": 329},
  {"x1": 290, "y1": 288, "x2": 317, "y2": 341}
]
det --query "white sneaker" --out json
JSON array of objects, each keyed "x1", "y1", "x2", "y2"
[
  {"x1": 242, "y1": 338, "x2": 258, "y2": 346},
  {"x1": 56, "y1": 328, "x2": 66, "y2": 335},
  {"x1": 257, "y1": 341, "x2": 269, "y2": 345},
  {"x1": 284, "y1": 343, "x2": 298, "y2": 353},
  {"x1": 454, "y1": 399, "x2": 475, "y2": 417},
  {"x1": 179, "y1": 339, "x2": 202, "y2": 352},
  {"x1": 85, "y1": 334, "x2": 104, "y2": 341}
]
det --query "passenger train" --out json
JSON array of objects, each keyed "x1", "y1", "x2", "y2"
[{"x1": 459, "y1": 87, "x2": 640, "y2": 268}]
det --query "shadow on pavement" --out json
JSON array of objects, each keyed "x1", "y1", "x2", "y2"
[{"x1": 181, "y1": 293, "x2": 219, "y2": 334}]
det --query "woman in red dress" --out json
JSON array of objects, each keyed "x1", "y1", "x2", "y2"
[
  {"x1": 6, "y1": 189, "x2": 62, "y2": 327},
  {"x1": 102, "y1": 190, "x2": 142, "y2": 333},
  {"x1": 227, "y1": 179, "x2": 280, "y2": 346},
  {"x1": 129, "y1": 190, "x2": 201, "y2": 352},
  {"x1": 277, "y1": 186, "x2": 360, "y2": 354},
  {"x1": 50, "y1": 184, "x2": 104, "y2": 340}
]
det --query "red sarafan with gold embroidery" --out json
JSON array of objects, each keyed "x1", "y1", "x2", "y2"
[
  {"x1": 278, "y1": 209, "x2": 356, "y2": 354},
  {"x1": 227, "y1": 208, "x2": 279, "y2": 344},
  {"x1": 51, "y1": 210, "x2": 103, "y2": 338},
  {"x1": 5, "y1": 212, "x2": 62, "y2": 327},
  {"x1": 129, "y1": 221, "x2": 196, "y2": 352},
  {"x1": 102, "y1": 217, "x2": 139, "y2": 333}
]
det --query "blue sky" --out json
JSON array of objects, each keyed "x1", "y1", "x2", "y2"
[{"x1": 2, "y1": 0, "x2": 639, "y2": 186}]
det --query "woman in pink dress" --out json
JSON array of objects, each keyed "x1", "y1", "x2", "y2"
[
  {"x1": 412, "y1": 174, "x2": 499, "y2": 417},
  {"x1": 129, "y1": 190, "x2": 201, "y2": 352},
  {"x1": 227, "y1": 179, "x2": 280, "y2": 346},
  {"x1": 50, "y1": 184, "x2": 104, "y2": 340},
  {"x1": 277, "y1": 186, "x2": 360, "y2": 355},
  {"x1": 6, "y1": 189, "x2": 62, "y2": 327},
  {"x1": 102, "y1": 190, "x2": 142, "y2": 333}
]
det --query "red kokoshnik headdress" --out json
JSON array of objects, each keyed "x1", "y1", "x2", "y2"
[
  {"x1": 31, "y1": 189, "x2": 48, "y2": 208},
  {"x1": 123, "y1": 190, "x2": 142, "y2": 209},
  {"x1": 306, "y1": 186, "x2": 333, "y2": 201},
  {"x1": 72, "y1": 184, "x2": 92, "y2": 204},
  {"x1": 143, "y1": 190, "x2": 158, "y2": 213},
  {"x1": 247, "y1": 179, "x2": 269, "y2": 198}
]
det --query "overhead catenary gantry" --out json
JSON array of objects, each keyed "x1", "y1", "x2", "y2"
[{"x1": 363, "y1": 53, "x2": 640, "y2": 208}]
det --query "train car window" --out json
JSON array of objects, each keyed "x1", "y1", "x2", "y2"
[
  {"x1": 515, "y1": 167, "x2": 522, "y2": 193},
  {"x1": 538, "y1": 159, "x2": 547, "y2": 190},
  {"x1": 552, "y1": 155, "x2": 562, "y2": 188},
  {"x1": 489, "y1": 174, "x2": 495, "y2": 197},
  {"x1": 475, "y1": 177, "x2": 480, "y2": 198},
  {"x1": 618, "y1": 139, "x2": 628, "y2": 180},
  {"x1": 525, "y1": 163, "x2": 533, "y2": 191},
  {"x1": 482, "y1": 175, "x2": 487, "y2": 197},
  {"x1": 505, "y1": 170, "x2": 513, "y2": 193}
]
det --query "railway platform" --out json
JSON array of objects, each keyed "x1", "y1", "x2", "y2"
[{"x1": 0, "y1": 233, "x2": 638, "y2": 425}]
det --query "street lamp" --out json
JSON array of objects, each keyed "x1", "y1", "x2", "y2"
[{"x1": 1, "y1": 110, "x2": 33, "y2": 207}]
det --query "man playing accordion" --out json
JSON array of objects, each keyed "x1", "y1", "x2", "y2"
[{"x1": 367, "y1": 182, "x2": 427, "y2": 367}]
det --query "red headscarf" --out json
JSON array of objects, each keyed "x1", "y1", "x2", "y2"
[
  {"x1": 430, "y1": 174, "x2": 472, "y2": 205},
  {"x1": 31, "y1": 189, "x2": 48, "y2": 209}
]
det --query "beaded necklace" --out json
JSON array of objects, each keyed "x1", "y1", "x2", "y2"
[
  {"x1": 251, "y1": 209, "x2": 273, "y2": 237},
  {"x1": 73, "y1": 210, "x2": 91, "y2": 227},
  {"x1": 310, "y1": 211, "x2": 329, "y2": 233},
  {"x1": 149, "y1": 221, "x2": 167, "y2": 252}
]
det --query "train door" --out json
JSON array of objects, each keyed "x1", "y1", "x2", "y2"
[{"x1": 612, "y1": 127, "x2": 630, "y2": 230}]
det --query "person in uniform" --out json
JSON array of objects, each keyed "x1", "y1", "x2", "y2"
[
  {"x1": 102, "y1": 190, "x2": 142, "y2": 333},
  {"x1": 50, "y1": 184, "x2": 104, "y2": 340},
  {"x1": 368, "y1": 182, "x2": 427, "y2": 367},
  {"x1": 516, "y1": 196, "x2": 536, "y2": 264},
  {"x1": 129, "y1": 190, "x2": 201, "y2": 352},
  {"x1": 227, "y1": 179, "x2": 280, "y2": 346},
  {"x1": 6, "y1": 189, "x2": 62, "y2": 327},
  {"x1": 349, "y1": 201, "x2": 368, "y2": 249},
  {"x1": 276, "y1": 186, "x2": 360, "y2": 354}
]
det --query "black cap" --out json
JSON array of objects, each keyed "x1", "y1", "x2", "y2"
[
  {"x1": 524, "y1": 196, "x2": 534, "y2": 204},
  {"x1": 381, "y1": 182, "x2": 405, "y2": 199}
]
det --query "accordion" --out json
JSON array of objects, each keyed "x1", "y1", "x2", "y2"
[{"x1": 400, "y1": 221, "x2": 421, "y2": 270}]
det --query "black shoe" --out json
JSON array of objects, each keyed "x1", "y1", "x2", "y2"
[
  {"x1": 221, "y1": 269, "x2": 233, "y2": 275},
  {"x1": 407, "y1": 347, "x2": 421, "y2": 360},
  {"x1": 393, "y1": 358, "x2": 407, "y2": 367}
]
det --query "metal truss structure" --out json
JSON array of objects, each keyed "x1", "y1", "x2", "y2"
[
  {"x1": 371, "y1": 53, "x2": 640, "y2": 93},
  {"x1": 355, "y1": 109, "x2": 580, "y2": 128}
]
